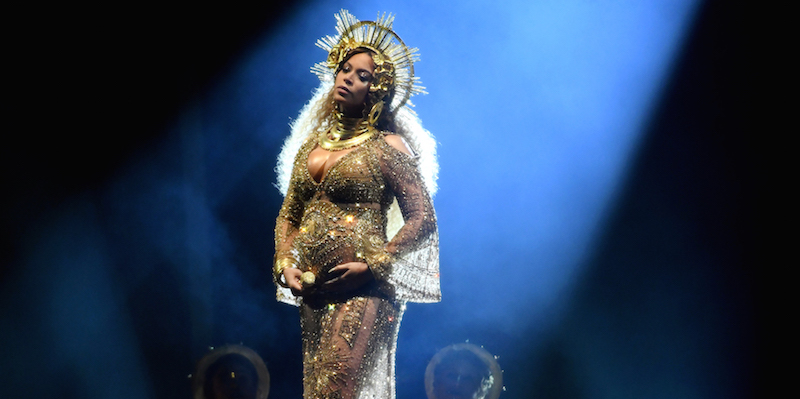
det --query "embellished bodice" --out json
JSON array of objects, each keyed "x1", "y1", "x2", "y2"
[
  {"x1": 299, "y1": 138, "x2": 395, "y2": 208},
  {"x1": 274, "y1": 132, "x2": 440, "y2": 305}
]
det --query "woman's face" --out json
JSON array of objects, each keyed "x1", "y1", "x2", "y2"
[{"x1": 334, "y1": 52, "x2": 375, "y2": 116}]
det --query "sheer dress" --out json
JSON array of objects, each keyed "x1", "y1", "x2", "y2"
[{"x1": 274, "y1": 132, "x2": 440, "y2": 399}]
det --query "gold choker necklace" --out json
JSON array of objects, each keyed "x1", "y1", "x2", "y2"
[{"x1": 318, "y1": 112, "x2": 377, "y2": 151}]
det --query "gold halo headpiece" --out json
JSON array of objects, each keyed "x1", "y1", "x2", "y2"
[{"x1": 312, "y1": 9, "x2": 426, "y2": 113}]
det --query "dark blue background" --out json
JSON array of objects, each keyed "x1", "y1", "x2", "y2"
[{"x1": 1, "y1": 1, "x2": 753, "y2": 398}]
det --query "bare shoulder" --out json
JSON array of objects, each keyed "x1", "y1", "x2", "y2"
[{"x1": 383, "y1": 134, "x2": 414, "y2": 156}]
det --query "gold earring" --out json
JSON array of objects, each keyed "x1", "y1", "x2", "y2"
[{"x1": 367, "y1": 100, "x2": 384, "y2": 126}]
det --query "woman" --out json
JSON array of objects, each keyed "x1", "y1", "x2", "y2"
[{"x1": 272, "y1": 10, "x2": 440, "y2": 399}]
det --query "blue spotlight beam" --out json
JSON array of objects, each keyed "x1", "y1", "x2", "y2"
[
  {"x1": 401, "y1": 0, "x2": 700, "y2": 331},
  {"x1": 222, "y1": 0, "x2": 700, "y2": 395},
  {"x1": 1, "y1": 2, "x2": 705, "y2": 398}
]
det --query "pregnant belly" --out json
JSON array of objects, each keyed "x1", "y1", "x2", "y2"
[{"x1": 294, "y1": 201, "x2": 384, "y2": 283}]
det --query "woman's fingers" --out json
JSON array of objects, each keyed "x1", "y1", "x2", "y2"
[
  {"x1": 327, "y1": 264, "x2": 349, "y2": 275},
  {"x1": 284, "y1": 268, "x2": 304, "y2": 295},
  {"x1": 323, "y1": 262, "x2": 372, "y2": 292}
]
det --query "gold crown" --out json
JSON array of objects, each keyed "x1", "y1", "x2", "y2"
[{"x1": 312, "y1": 9, "x2": 426, "y2": 112}]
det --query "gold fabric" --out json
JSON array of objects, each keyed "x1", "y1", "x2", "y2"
[{"x1": 274, "y1": 133, "x2": 439, "y2": 399}]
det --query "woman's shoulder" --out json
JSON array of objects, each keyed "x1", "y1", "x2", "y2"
[
  {"x1": 298, "y1": 132, "x2": 321, "y2": 153},
  {"x1": 380, "y1": 133, "x2": 414, "y2": 156}
]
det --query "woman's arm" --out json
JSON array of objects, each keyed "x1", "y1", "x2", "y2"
[
  {"x1": 322, "y1": 135, "x2": 438, "y2": 298},
  {"x1": 363, "y1": 134, "x2": 440, "y2": 302},
  {"x1": 273, "y1": 157, "x2": 307, "y2": 299},
  {"x1": 380, "y1": 135, "x2": 436, "y2": 253}
]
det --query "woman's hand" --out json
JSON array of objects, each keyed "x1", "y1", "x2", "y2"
[
  {"x1": 283, "y1": 268, "x2": 306, "y2": 296},
  {"x1": 323, "y1": 262, "x2": 373, "y2": 293}
]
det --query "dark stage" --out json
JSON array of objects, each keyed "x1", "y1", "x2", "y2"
[{"x1": 2, "y1": 1, "x2": 752, "y2": 398}]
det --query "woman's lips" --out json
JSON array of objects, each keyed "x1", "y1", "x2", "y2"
[{"x1": 336, "y1": 86, "x2": 350, "y2": 95}]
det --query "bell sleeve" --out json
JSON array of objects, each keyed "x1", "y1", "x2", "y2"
[{"x1": 364, "y1": 138, "x2": 440, "y2": 303}]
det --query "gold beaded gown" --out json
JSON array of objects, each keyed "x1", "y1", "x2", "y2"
[{"x1": 274, "y1": 132, "x2": 440, "y2": 399}]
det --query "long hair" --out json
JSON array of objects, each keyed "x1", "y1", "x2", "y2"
[{"x1": 276, "y1": 50, "x2": 437, "y2": 198}]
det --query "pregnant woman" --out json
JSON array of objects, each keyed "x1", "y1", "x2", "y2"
[{"x1": 272, "y1": 10, "x2": 440, "y2": 399}]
